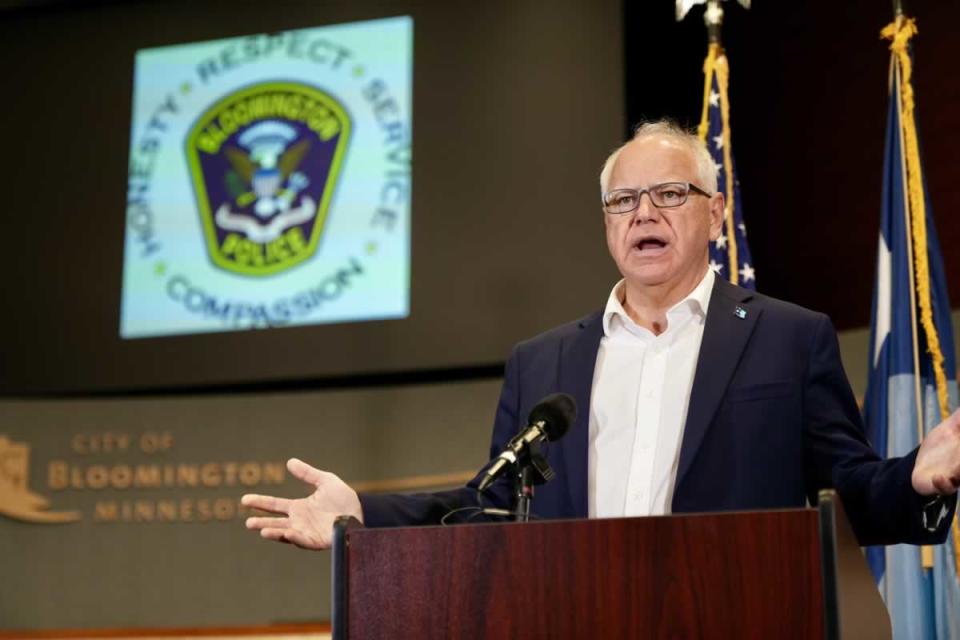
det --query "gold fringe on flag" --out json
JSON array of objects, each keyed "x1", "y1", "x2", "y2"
[
  {"x1": 881, "y1": 18, "x2": 951, "y2": 421},
  {"x1": 881, "y1": 16, "x2": 959, "y2": 577},
  {"x1": 698, "y1": 43, "x2": 739, "y2": 285}
]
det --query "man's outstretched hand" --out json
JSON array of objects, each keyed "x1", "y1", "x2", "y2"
[
  {"x1": 913, "y1": 409, "x2": 960, "y2": 496},
  {"x1": 242, "y1": 458, "x2": 363, "y2": 550}
]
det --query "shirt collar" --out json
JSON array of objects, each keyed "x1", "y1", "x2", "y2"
[{"x1": 602, "y1": 268, "x2": 716, "y2": 338}]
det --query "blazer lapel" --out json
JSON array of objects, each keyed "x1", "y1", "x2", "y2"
[
  {"x1": 558, "y1": 311, "x2": 604, "y2": 518},
  {"x1": 675, "y1": 278, "x2": 760, "y2": 488}
]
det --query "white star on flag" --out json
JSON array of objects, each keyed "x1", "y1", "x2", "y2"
[
  {"x1": 715, "y1": 235, "x2": 728, "y2": 250},
  {"x1": 712, "y1": 134, "x2": 724, "y2": 150},
  {"x1": 739, "y1": 263, "x2": 756, "y2": 283},
  {"x1": 708, "y1": 90, "x2": 720, "y2": 107},
  {"x1": 738, "y1": 222, "x2": 747, "y2": 236},
  {"x1": 709, "y1": 259, "x2": 724, "y2": 275}
]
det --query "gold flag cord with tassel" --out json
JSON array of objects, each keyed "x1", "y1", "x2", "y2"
[
  {"x1": 881, "y1": 15, "x2": 960, "y2": 576},
  {"x1": 698, "y1": 43, "x2": 739, "y2": 285}
]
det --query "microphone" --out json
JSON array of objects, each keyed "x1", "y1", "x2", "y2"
[{"x1": 477, "y1": 393, "x2": 577, "y2": 492}]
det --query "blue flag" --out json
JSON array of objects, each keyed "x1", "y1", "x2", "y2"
[
  {"x1": 864, "y1": 18, "x2": 960, "y2": 640},
  {"x1": 698, "y1": 46, "x2": 755, "y2": 289}
]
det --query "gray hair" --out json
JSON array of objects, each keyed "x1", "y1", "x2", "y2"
[{"x1": 598, "y1": 120, "x2": 718, "y2": 195}]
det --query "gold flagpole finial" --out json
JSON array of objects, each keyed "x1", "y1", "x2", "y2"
[{"x1": 705, "y1": 0, "x2": 724, "y2": 43}]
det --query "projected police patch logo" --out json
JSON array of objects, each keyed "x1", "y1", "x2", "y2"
[
  {"x1": 120, "y1": 17, "x2": 412, "y2": 338},
  {"x1": 186, "y1": 84, "x2": 350, "y2": 276}
]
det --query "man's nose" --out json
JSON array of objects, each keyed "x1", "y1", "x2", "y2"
[{"x1": 632, "y1": 193, "x2": 660, "y2": 223}]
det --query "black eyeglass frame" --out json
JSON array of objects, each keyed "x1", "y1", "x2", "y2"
[{"x1": 601, "y1": 182, "x2": 713, "y2": 214}]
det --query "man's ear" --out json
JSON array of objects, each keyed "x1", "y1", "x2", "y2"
[{"x1": 708, "y1": 192, "x2": 725, "y2": 241}]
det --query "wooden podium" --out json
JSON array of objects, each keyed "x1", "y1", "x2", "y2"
[{"x1": 331, "y1": 490, "x2": 890, "y2": 639}]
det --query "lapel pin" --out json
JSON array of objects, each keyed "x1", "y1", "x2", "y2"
[{"x1": 734, "y1": 306, "x2": 747, "y2": 319}]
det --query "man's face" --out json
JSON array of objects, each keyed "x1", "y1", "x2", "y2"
[{"x1": 603, "y1": 135, "x2": 724, "y2": 292}]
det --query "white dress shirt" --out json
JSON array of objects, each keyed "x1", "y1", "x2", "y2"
[{"x1": 588, "y1": 268, "x2": 715, "y2": 518}]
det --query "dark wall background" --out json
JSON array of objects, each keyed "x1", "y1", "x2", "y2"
[
  {"x1": 625, "y1": 0, "x2": 960, "y2": 330},
  {"x1": 0, "y1": 0, "x2": 624, "y2": 394},
  {"x1": 1, "y1": 0, "x2": 957, "y2": 395}
]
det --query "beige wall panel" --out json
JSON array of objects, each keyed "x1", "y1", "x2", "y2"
[
  {"x1": 0, "y1": 380, "x2": 502, "y2": 630},
  {"x1": 3, "y1": 311, "x2": 957, "y2": 632}
]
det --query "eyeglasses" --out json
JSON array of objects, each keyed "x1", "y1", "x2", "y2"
[{"x1": 602, "y1": 182, "x2": 712, "y2": 214}]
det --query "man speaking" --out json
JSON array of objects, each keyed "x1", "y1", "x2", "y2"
[{"x1": 242, "y1": 121, "x2": 960, "y2": 549}]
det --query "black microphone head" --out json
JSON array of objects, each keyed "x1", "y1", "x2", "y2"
[{"x1": 527, "y1": 393, "x2": 577, "y2": 441}]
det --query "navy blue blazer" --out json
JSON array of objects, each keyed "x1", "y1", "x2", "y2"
[{"x1": 361, "y1": 277, "x2": 955, "y2": 545}]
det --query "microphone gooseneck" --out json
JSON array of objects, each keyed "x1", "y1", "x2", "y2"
[{"x1": 477, "y1": 393, "x2": 577, "y2": 492}]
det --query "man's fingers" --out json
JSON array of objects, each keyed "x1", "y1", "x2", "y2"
[
  {"x1": 931, "y1": 474, "x2": 956, "y2": 495},
  {"x1": 946, "y1": 472, "x2": 960, "y2": 492},
  {"x1": 287, "y1": 458, "x2": 330, "y2": 487},
  {"x1": 260, "y1": 525, "x2": 328, "y2": 550},
  {"x1": 260, "y1": 527, "x2": 293, "y2": 543},
  {"x1": 241, "y1": 493, "x2": 291, "y2": 515},
  {"x1": 243, "y1": 462, "x2": 346, "y2": 550},
  {"x1": 246, "y1": 516, "x2": 290, "y2": 531},
  {"x1": 280, "y1": 528, "x2": 327, "y2": 550}
]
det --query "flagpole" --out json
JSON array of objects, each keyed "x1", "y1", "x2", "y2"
[
  {"x1": 701, "y1": 1, "x2": 740, "y2": 285},
  {"x1": 684, "y1": 0, "x2": 754, "y2": 289},
  {"x1": 891, "y1": 10, "x2": 922, "y2": 455},
  {"x1": 888, "y1": 8, "x2": 934, "y2": 572}
]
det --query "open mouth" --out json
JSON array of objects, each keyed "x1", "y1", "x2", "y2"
[{"x1": 632, "y1": 237, "x2": 668, "y2": 254}]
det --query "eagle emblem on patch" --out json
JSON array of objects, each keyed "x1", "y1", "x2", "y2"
[{"x1": 185, "y1": 82, "x2": 351, "y2": 276}]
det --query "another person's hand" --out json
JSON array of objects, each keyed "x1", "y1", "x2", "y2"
[
  {"x1": 912, "y1": 409, "x2": 960, "y2": 496},
  {"x1": 242, "y1": 458, "x2": 363, "y2": 550}
]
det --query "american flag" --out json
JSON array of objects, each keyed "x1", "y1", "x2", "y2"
[{"x1": 698, "y1": 47, "x2": 755, "y2": 289}]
